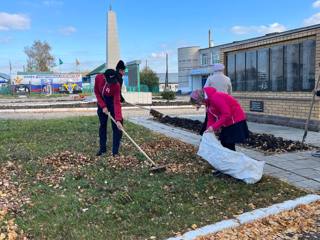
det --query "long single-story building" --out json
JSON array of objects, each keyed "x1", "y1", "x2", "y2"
[
  {"x1": 157, "y1": 73, "x2": 179, "y2": 92},
  {"x1": 178, "y1": 24, "x2": 320, "y2": 130}
]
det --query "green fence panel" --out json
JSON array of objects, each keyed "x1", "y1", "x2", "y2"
[{"x1": 0, "y1": 86, "x2": 11, "y2": 95}]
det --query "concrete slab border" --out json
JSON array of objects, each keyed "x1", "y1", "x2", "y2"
[{"x1": 166, "y1": 194, "x2": 320, "y2": 240}]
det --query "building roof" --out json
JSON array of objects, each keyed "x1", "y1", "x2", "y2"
[
  {"x1": 0, "y1": 73, "x2": 10, "y2": 80},
  {"x1": 200, "y1": 23, "x2": 320, "y2": 51},
  {"x1": 86, "y1": 63, "x2": 107, "y2": 77}
]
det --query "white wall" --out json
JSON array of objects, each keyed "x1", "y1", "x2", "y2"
[
  {"x1": 178, "y1": 47, "x2": 200, "y2": 93},
  {"x1": 122, "y1": 92, "x2": 152, "y2": 104},
  {"x1": 159, "y1": 84, "x2": 179, "y2": 92}
]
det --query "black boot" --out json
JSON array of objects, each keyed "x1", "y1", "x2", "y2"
[{"x1": 96, "y1": 150, "x2": 106, "y2": 157}]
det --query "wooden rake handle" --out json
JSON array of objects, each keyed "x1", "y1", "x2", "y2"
[
  {"x1": 106, "y1": 112, "x2": 158, "y2": 167},
  {"x1": 302, "y1": 64, "x2": 320, "y2": 144}
]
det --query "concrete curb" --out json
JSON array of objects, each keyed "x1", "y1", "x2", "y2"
[
  {"x1": 166, "y1": 194, "x2": 320, "y2": 240},
  {"x1": 0, "y1": 105, "x2": 198, "y2": 113}
]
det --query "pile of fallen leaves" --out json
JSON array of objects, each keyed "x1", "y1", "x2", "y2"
[
  {"x1": 0, "y1": 209, "x2": 19, "y2": 240},
  {"x1": 107, "y1": 155, "x2": 141, "y2": 170},
  {"x1": 36, "y1": 151, "x2": 96, "y2": 185},
  {"x1": 140, "y1": 136, "x2": 208, "y2": 174},
  {"x1": 141, "y1": 136, "x2": 197, "y2": 155},
  {"x1": 243, "y1": 132, "x2": 313, "y2": 154},
  {"x1": 0, "y1": 162, "x2": 28, "y2": 240},
  {"x1": 0, "y1": 209, "x2": 24, "y2": 240},
  {"x1": 151, "y1": 113, "x2": 316, "y2": 154},
  {"x1": 0, "y1": 162, "x2": 30, "y2": 214},
  {"x1": 197, "y1": 201, "x2": 320, "y2": 240},
  {"x1": 159, "y1": 116, "x2": 203, "y2": 133},
  {"x1": 166, "y1": 162, "x2": 207, "y2": 174}
]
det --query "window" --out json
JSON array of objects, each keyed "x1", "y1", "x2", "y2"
[
  {"x1": 257, "y1": 48, "x2": 270, "y2": 91},
  {"x1": 285, "y1": 44, "x2": 300, "y2": 91},
  {"x1": 246, "y1": 51, "x2": 257, "y2": 91},
  {"x1": 201, "y1": 54, "x2": 208, "y2": 66},
  {"x1": 225, "y1": 38, "x2": 315, "y2": 92},
  {"x1": 300, "y1": 40, "x2": 315, "y2": 90},
  {"x1": 211, "y1": 52, "x2": 220, "y2": 64},
  {"x1": 270, "y1": 46, "x2": 285, "y2": 91},
  {"x1": 227, "y1": 53, "x2": 236, "y2": 90},
  {"x1": 236, "y1": 52, "x2": 246, "y2": 91}
]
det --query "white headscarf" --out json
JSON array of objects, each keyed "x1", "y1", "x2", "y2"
[{"x1": 213, "y1": 63, "x2": 225, "y2": 72}]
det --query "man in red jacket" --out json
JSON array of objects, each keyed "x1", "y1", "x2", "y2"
[{"x1": 94, "y1": 68, "x2": 124, "y2": 157}]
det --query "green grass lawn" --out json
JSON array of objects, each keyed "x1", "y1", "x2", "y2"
[{"x1": 0, "y1": 117, "x2": 306, "y2": 239}]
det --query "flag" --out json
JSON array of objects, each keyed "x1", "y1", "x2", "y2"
[
  {"x1": 9, "y1": 61, "x2": 12, "y2": 72},
  {"x1": 59, "y1": 59, "x2": 64, "y2": 65},
  {"x1": 76, "y1": 59, "x2": 80, "y2": 66}
]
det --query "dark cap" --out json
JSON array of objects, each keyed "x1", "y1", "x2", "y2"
[
  {"x1": 116, "y1": 60, "x2": 126, "y2": 70},
  {"x1": 104, "y1": 69, "x2": 117, "y2": 83}
]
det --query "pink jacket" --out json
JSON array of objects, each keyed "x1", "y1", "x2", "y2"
[{"x1": 204, "y1": 87, "x2": 246, "y2": 130}]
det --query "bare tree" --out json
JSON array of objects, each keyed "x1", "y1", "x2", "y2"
[{"x1": 24, "y1": 40, "x2": 55, "y2": 72}]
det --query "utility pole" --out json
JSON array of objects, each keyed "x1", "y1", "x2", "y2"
[{"x1": 165, "y1": 53, "x2": 169, "y2": 90}]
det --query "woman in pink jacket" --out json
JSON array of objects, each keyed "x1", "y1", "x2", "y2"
[{"x1": 190, "y1": 87, "x2": 249, "y2": 151}]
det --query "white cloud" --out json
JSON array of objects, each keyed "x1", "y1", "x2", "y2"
[
  {"x1": 231, "y1": 22, "x2": 286, "y2": 35},
  {"x1": 303, "y1": 13, "x2": 320, "y2": 26},
  {"x1": 0, "y1": 12, "x2": 31, "y2": 31},
  {"x1": 313, "y1": 0, "x2": 320, "y2": 8},
  {"x1": 43, "y1": 0, "x2": 63, "y2": 7},
  {"x1": 59, "y1": 26, "x2": 77, "y2": 36},
  {"x1": 151, "y1": 51, "x2": 167, "y2": 59}
]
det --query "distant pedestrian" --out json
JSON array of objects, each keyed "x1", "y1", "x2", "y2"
[
  {"x1": 204, "y1": 63, "x2": 232, "y2": 94},
  {"x1": 200, "y1": 63, "x2": 233, "y2": 135},
  {"x1": 312, "y1": 88, "x2": 320, "y2": 158},
  {"x1": 94, "y1": 67, "x2": 124, "y2": 157},
  {"x1": 191, "y1": 87, "x2": 249, "y2": 151}
]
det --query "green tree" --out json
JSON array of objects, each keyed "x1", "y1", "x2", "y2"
[
  {"x1": 24, "y1": 40, "x2": 55, "y2": 72},
  {"x1": 140, "y1": 67, "x2": 159, "y2": 89}
]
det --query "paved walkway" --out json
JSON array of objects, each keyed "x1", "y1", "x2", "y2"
[
  {"x1": 129, "y1": 117, "x2": 320, "y2": 192},
  {"x1": 179, "y1": 114, "x2": 320, "y2": 147}
]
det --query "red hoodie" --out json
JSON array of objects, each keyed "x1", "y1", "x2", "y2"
[
  {"x1": 204, "y1": 87, "x2": 246, "y2": 130},
  {"x1": 94, "y1": 73, "x2": 122, "y2": 121}
]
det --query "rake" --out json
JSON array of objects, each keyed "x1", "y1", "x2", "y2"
[{"x1": 107, "y1": 112, "x2": 167, "y2": 173}]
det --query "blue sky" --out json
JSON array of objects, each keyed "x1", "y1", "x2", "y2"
[{"x1": 1, "y1": 0, "x2": 320, "y2": 74}]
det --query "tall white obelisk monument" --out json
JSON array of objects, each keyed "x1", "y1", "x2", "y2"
[{"x1": 106, "y1": 4, "x2": 120, "y2": 69}]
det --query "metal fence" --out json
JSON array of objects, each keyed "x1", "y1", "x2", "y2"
[
  {"x1": 127, "y1": 84, "x2": 159, "y2": 93},
  {"x1": 0, "y1": 85, "x2": 11, "y2": 95}
]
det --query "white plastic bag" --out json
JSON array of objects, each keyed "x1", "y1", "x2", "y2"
[{"x1": 197, "y1": 132, "x2": 265, "y2": 184}]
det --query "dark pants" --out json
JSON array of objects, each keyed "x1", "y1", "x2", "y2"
[
  {"x1": 97, "y1": 96, "x2": 123, "y2": 155},
  {"x1": 200, "y1": 114, "x2": 208, "y2": 136},
  {"x1": 201, "y1": 113, "x2": 237, "y2": 151},
  {"x1": 221, "y1": 142, "x2": 236, "y2": 151}
]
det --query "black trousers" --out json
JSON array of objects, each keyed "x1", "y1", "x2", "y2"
[
  {"x1": 221, "y1": 142, "x2": 236, "y2": 151},
  {"x1": 97, "y1": 96, "x2": 123, "y2": 155},
  {"x1": 200, "y1": 113, "x2": 236, "y2": 151},
  {"x1": 199, "y1": 114, "x2": 208, "y2": 136}
]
